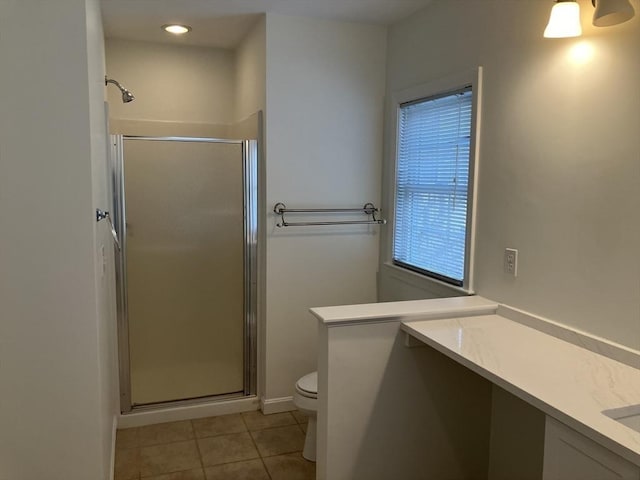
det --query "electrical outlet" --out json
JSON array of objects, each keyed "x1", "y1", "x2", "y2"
[{"x1": 504, "y1": 248, "x2": 518, "y2": 277}]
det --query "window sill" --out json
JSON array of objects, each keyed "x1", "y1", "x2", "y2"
[{"x1": 382, "y1": 262, "x2": 475, "y2": 297}]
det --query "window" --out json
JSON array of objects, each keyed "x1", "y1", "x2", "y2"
[{"x1": 392, "y1": 82, "x2": 477, "y2": 288}]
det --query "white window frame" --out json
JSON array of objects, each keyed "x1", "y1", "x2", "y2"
[{"x1": 386, "y1": 67, "x2": 483, "y2": 294}]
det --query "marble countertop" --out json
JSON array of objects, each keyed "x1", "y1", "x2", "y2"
[
  {"x1": 401, "y1": 315, "x2": 640, "y2": 466},
  {"x1": 310, "y1": 295, "x2": 498, "y2": 325}
]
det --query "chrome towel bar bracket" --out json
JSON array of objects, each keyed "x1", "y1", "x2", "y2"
[{"x1": 273, "y1": 202, "x2": 386, "y2": 228}]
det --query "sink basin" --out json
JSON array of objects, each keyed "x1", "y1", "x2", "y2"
[{"x1": 603, "y1": 405, "x2": 640, "y2": 433}]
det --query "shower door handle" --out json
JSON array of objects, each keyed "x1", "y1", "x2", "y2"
[
  {"x1": 108, "y1": 217, "x2": 122, "y2": 251},
  {"x1": 96, "y1": 209, "x2": 122, "y2": 251}
]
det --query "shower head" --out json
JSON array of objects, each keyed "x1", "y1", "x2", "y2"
[
  {"x1": 121, "y1": 89, "x2": 135, "y2": 103},
  {"x1": 105, "y1": 76, "x2": 135, "y2": 103}
]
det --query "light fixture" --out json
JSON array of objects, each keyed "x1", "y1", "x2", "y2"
[
  {"x1": 162, "y1": 24, "x2": 192, "y2": 35},
  {"x1": 544, "y1": 0, "x2": 582, "y2": 38},
  {"x1": 592, "y1": 0, "x2": 635, "y2": 26},
  {"x1": 544, "y1": 0, "x2": 635, "y2": 38}
]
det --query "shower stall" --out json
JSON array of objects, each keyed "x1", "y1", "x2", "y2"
[{"x1": 111, "y1": 135, "x2": 257, "y2": 412}]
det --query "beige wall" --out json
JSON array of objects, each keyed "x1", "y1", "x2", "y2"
[
  {"x1": 381, "y1": 0, "x2": 640, "y2": 349},
  {"x1": 264, "y1": 14, "x2": 387, "y2": 403},
  {"x1": 105, "y1": 38, "x2": 236, "y2": 126},
  {"x1": 106, "y1": 16, "x2": 266, "y2": 130},
  {"x1": 0, "y1": 0, "x2": 115, "y2": 478},
  {"x1": 235, "y1": 16, "x2": 266, "y2": 122}
]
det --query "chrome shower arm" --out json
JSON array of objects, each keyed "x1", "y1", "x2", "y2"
[
  {"x1": 105, "y1": 76, "x2": 135, "y2": 103},
  {"x1": 105, "y1": 76, "x2": 124, "y2": 89}
]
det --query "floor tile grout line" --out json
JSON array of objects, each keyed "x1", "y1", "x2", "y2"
[
  {"x1": 191, "y1": 414, "x2": 249, "y2": 440},
  {"x1": 247, "y1": 422, "x2": 301, "y2": 435},
  {"x1": 249, "y1": 424, "x2": 307, "y2": 462},
  {"x1": 135, "y1": 419, "x2": 202, "y2": 479},
  {"x1": 122, "y1": 411, "x2": 311, "y2": 479},
  {"x1": 136, "y1": 437, "x2": 199, "y2": 450},
  {"x1": 113, "y1": 445, "x2": 138, "y2": 480},
  {"x1": 239, "y1": 412, "x2": 251, "y2": 436},
  {"x1": 140, "y1": 467, "x2": 202, "y2": 480},
  {"x1": 191, "y1": 419, "x2": 207, "y2": 475},
  {"x1": 292, "y1": 411, "x2": 309, "y2": 425},
  {"x1": 260, "y1": 455, "x2": 274, "y2": 480},
  {"x1": 260, "y1": 448, "x2": 304, "y2": 459},
  {"x1": 243, "y1": 412, "x2": 299, "y2": 433},
  {"x1": 242, "y1": 412, "x2": 274, "y2": 480}
]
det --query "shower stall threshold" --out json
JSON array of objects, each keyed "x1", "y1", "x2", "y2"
[
  {"x1": 118, "y1": 394, "x2": 260, "y2": 428},
  {"x1": 131, "y1": 390, "x2": 246, "y2": 412}
]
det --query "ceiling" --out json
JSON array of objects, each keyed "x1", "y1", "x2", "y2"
[{"x1": 100, "y1": 0, "x2": 433, "y2": 49}]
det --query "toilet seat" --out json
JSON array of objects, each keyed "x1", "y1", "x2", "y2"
[
  {"x1": 293, "y1": 371, "x2": 318, "y2": 462},
  {"x1": 295, "y1": 371, "x2": 317, "y2": 398}
]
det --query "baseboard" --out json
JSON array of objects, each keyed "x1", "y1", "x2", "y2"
[
  {"x1": 118, "y1": 396, "x2": 260, "y2": 428},
  {"x1": 261, "y1": 396, "x2": 295, "y2": 414}
]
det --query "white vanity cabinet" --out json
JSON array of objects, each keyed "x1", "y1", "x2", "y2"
[
  {"x1": 315, "y1": 299, "x2": 640, "y2": 480},
  {"x1": 543, "y1": 416, "x2": 640, "y2": 480}
]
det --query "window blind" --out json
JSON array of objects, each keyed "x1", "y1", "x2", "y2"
[{"x1": 393, "y1": 87, "x2": 473, "y2": 286}]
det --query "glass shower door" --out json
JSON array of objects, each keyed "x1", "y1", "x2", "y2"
[{"x1": 117, "y1": 137, "x2": 250, "y2": 407}]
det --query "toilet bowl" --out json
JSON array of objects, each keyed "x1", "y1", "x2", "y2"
[{"x1": 293, "y1": 371, "x2": 318, "y2": 462}]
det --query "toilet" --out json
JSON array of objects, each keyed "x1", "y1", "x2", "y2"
[{"x1": 293, "y1": 371, "x2": 318, "y2": 462}]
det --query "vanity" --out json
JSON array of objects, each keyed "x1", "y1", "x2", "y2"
[{"x1": 311, "y1": 297, "x2": 640, "y2": 480}]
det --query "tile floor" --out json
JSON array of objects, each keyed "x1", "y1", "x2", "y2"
[{"x1": 115, "y1": 410, "x2": 314, "y2": 480}]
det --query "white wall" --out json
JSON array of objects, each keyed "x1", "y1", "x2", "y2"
[
  {"x1": 0, "y1": 0, "x2": 114, "y2": 478},
  {"x1": 381, "y1": 0, "x2": 640, "y2": 349},
  {"x1": 263, "y1": 14, "x2": 387, "y2": 405},
  {"x1": 86, "y1": 0, "x2": 120, "y2": 475},
  {"x1": 105, "y1": 38, "x2": 236, "y2": 125},
  {"x1": 235, "y1": 16, "x2": 266, "y2": 123}
]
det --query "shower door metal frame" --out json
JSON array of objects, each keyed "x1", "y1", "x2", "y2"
[{"x1": 111, "y1": 135, "x2": 258, "y2": 413}]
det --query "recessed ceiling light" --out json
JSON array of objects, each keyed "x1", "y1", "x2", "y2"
[{"x1": 162, "y1": 24, "x2": 192, "y2": 35}]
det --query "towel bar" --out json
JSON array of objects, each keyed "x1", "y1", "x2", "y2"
[{"x1": 273, "y1": 202, "x2": 386, "y2": 228}]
